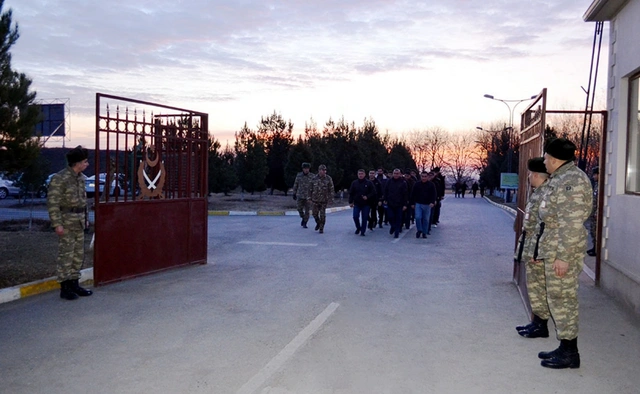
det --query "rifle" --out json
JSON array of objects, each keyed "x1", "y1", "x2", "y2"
[
  {"x1": 515, "y1": 230, "x2": 526, "y2": 263},
  {"x1": 533, "y1": 222, "x2": 546, "y2": 261}
]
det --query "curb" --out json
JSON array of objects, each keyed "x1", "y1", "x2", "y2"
[
  {"x1": 483, "y1": 196, "x2": 517, "y2": 216},
  {"x1": 0, "y1": 268, "x2": 94, "y2": 305},
  {"x1": 208, "y1": 205, "x2": 351, "y2": 216}
]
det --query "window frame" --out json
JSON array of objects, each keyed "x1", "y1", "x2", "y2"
[{"x1": 626, "y1": 71, "x2": 640, "y2": 195}]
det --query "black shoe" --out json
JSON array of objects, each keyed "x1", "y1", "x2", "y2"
[
  {"x1": 422, "y1": 233, "x2": 427, "y2": 238},
  {"x1": 405, "y1": 224, "x2": 410, "y2": 230},
  {"x1": 70, "y1": 279, "x2": 93, "y2": 297},
  {"x1": 319, "y1": 228, "x2": 324, "y2": 234},
  {"x1": 378, "y1": 224, "x2": 383, "y2": 228},
  {"x1": 540, "y1": 349, "x2": 580, "y2": 369},
  {"x1": 517, "y1": 324, "x2": 549, "y2": 338},
  {"x1": 586, "y1": 248, "x2": 596, "y2": 256},
  {"x1": 416, "y1": 231, "x2": 421, "y2": 238},
  {"x1": 301, "y1": 219, "x2": 305, "y2": 227},
  {"x1": 59, "y1": 281, "x2": 79, "y2": 300},
  {"x1": 389, "y1": 227, "x2": 394, "y2": 235},
  {"x1": 355, "y1": 229, "x2": 360, "y2": 235},
  {"x1": 394, "y1": 234, "x2": 399, "y2": 238},
  {"x1": 360, "y1": 233, "x2": 365, "y2": 237},
  {"x1": 315, "y1": 223, "x2": 320, "y2": 231}
]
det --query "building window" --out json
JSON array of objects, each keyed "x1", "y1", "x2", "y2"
[{"x1": 627, "y1": 73, "x2": 640, "y2": 194}]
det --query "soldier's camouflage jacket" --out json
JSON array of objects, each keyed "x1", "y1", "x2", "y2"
[
  {"x1": 515, "y1": 179, "x2": 549, "y2": 261},
  {"x1": 292, "y1": 171, "x2": 316, "y2": 200},
  {"x1": 536, "y1": 162, "x2": 592, "y2": 263},
  {"x1": 47, "y1": 167, "x2": 87, "y2": 230},
  {"x1": 310, "y1": 174, "x2": 334, "y2": 204}
]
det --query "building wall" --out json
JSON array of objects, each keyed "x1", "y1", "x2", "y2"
[{"x1": 602, "y1": 0, "x2": 640, "y2": 314}]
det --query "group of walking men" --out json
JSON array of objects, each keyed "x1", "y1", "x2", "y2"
[{"x1": 292, "y1": 163, "x2": 446, "y2": 238}]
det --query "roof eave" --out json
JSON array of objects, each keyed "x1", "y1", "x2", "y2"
[{"x1": 583, "y1": 0, "x2": 629, "y2": 21}]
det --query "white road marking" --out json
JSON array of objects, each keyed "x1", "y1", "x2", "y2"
[
  {"x1": 236, "y1": 302, "x2": 340, "y2": 394},
  {"x1": 238, "y1": 241, "x2": 318, "y2": 247},
  {"x1": 392, "y1": 224, "x2": 414, "y2": 243}
]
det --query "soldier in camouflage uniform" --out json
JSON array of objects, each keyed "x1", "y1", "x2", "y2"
[
  {"x1": 292, "y1": 162, "x2": 316, "y2": 228},
  {"x1": 534, "y1": 138, "x2": 592, "y2": 369},
  {"x1": 586, "y1": 166, "x2": 599, "y2": 256},
  {"x1": 47, "y1": 146, "x2": 93, "y2": 300},
  {"x1": 310, "y1": 164, "x2": 334, "y2": 234},
  {"x1": 514, "y1": 157, "x2": 551, "y2": 339}
]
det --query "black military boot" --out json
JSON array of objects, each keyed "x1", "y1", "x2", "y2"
[
  {"x1": 60, "y1": 281, "x2": 79, "y2": 300},
  {"x1": 517, "y1": 315, "x2": 549, "y2": 338},
  {"x1": 70, "y1": 279, "x2": 93, "y2": 297},
  {"x1": 540, "y1": 338, "x2": 580, "y2": 369}
]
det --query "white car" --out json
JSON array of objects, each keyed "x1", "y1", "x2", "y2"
[
  {"x1": 85, "y1": 173, "x2": 126, "y2": 198},
  {"x1": 0, "y1": 174, "x2": 20, "y2": 199}
]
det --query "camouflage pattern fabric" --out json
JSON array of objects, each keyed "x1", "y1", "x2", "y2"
[
  {"x1": 47, "y1": 167, "x2": 88, "y2": 282},
  {"x1": 515, "y1": 180, "x2": 551, "y2": 319},
  {"x1": 536, "y1": 162, "x2": 592, "y2": 340},
  {"x1": 589, "y1": 180, "x2": 598, "y2": 246},
  {"x1": 293, "y1": 171, "x2": 316, "y2": 220},
  {"x1": 310, "y1": 174, "x2": 334, "y2": 230}
]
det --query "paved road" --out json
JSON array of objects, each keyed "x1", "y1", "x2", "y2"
[{"x1": 1, "y1": 197, "x2": 639, "y2": 393}]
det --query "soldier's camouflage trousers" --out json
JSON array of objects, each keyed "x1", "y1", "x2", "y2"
[
  {"x1": 545, "y1": 258, "x2": 582, "y2": 340},
  {"x1": 312, "y1": 202, "x2": 327, "y2": 229},
  {"x1": 526, "y1": 260, "x2": 550, "y2": 320},
  {"x1": 297, "y1": 198, "x2": 311, "y2": 222},
  {"x1": 56, "y1": 228, "x2": 85, "y2": 282}
]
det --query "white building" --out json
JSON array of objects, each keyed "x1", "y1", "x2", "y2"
[{"x1": 584, "y1": 0, "x2": 640, "y2": 314}]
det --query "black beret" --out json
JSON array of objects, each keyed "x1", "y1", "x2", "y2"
[
  {"x1": 527, "y1": 157, "x2": 547, "y2": 174},
  {"x1": 544, "y1": 138, "x2": 576, "y2": 161},
  {"x1": 592, "y1": 166, "x2": 599, "y2": 174},
  {"x1": 66, "y1": 145, "x2": 88, "y2": 166},
  {"x1": 301, "y1": 162, "x2": 310, "y2": 169}
]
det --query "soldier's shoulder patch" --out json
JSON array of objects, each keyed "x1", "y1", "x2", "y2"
[{"x1": 566, "y1": 186, "x2": 572, "y2": 191}]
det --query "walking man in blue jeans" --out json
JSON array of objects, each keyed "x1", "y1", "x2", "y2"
[
  {"x1": 411, "y1": 171, "x2": 437, "y2": 239},
  {"x1": 383, "y1": 168, "x2": 408, "y2": 238},
  {"x1": 349, "y1": 169, "x2": 376, "y2": 236}
]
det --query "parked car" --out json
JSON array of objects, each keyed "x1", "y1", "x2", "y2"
[
  {"x1": 37, "y1": 173, "x2": 56, "y2": 198},
  {"x1": 86, "y1": 173, "x2": 126, "y2": 198},
  {"x1": 0, "y1": 173, "x2": 21, "y2": 199}
]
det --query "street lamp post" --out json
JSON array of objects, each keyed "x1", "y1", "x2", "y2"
[{"x1": 483, "y1": 94, "x2": 537, "y2": 202}]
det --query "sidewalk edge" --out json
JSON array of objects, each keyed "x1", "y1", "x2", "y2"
[{"x1": 0, "y1": 268, "x2": 94, "y2": 305}]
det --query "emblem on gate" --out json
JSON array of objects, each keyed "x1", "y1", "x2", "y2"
[{"x1": 137, "y1": 146, "x2": 166, "y2": 198}]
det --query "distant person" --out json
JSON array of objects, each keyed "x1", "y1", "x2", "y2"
[
  {"x1": 348, "y1": 169, "x2": 376, "y2": 236},
  {"x1": 410, "y1": 171, "x2": 437, "y2": 239},
  {"x1": 586, "y1": 166, "x2": 599, "y2": 256},
  {"x1": 292, "y1": 162, "x2": 316, "y2": 228},
  {"x1": 383, "y1": 168, "x2": 408, "y2": 238},
  {"x1": 376, "y1": 167, "x2": 388, "y2": 227},
  {"x1": 431, "y1": 167, "x2": 445, "y2": 226},
  {"x1": 403, "y1": 170, "x2": 416, "y2": 229},
  {"x1": 471, "y1": 181, "x2": 479, "y2": 198},
  {"x1": 479, "y1": 181, "x2": 486, "y2": 197},
  {"x1": 310, "y1": 164, "x2": 335, "y2": 234},
  {"x1": 461, "y1": 182, "x2": 467, "y2": 198},
  {"x1": 47, "y1": 146, "x2": 93, "y2": 301},
  {"x1": 367, "y1": 170, "x2": 383, "y2": 231},
  {"x1": 514, "y1": 157, "x2": 550, "y2": 339},
  {"x1": 535, "y1": 138, "x2": 592, "y2": 369}
]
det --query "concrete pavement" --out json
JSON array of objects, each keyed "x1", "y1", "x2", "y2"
[{"x1": 1, "y1": 196, "x2": 639, "y2": 393}]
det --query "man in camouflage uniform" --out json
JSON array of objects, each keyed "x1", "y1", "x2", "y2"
[
  {"x1": 48, "y1": 146, "x2": 93, "y2": 300},
  {"x1": 292, "y1": 162, "x2": 316, "y2": 228},
  {"x1": 514, "y1": 157, "x2": 551, "y2": 339},
  {"x1": 586, "y1": 166, "x2": 599, "y2": 256},
  {"x1": 534, "y1": 138, "x2": 592, "y2": 369},
  {"x1": 310, "y1": 164, "x2": 334, "y2": 234}
]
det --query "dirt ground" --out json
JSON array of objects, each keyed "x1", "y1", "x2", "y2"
[{"x1": 0, "y1": 192, "x2": 348, "y2": 289}]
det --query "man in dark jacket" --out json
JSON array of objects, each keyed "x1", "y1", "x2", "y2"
[
  {"x1": 349, "y1": 169, "x2": 376, "y2": 236},
  {"x1": 376, "y1": 167, "x2": 388, "y2": 227},
  {"x1": 431, "y1": 167, "x2": 446, "y2": 226},
  {"x1": 403, "y1": 170, "x2": 416, "y2": 229},
  {"x1": 411, "y1": 171, "x2": 437, "y2": 238},
  {"x1": 383, "y1": 168, "x2": 408, "y2": 238}
]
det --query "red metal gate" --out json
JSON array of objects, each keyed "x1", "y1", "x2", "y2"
[{"x1": 93, "y1": 94, "x2": 208, "y2": 285}]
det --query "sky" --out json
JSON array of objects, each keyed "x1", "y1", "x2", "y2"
[{"x1": 5, "y1": 0, "x2": 607, "y2": 148}]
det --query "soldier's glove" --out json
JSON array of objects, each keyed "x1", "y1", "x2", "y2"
[{"x1": 293, "y1": 194, "x2": 297, "y2": 201}]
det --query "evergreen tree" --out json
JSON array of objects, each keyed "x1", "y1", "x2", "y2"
[
  {"x1": 208, "y1": 137, "x2": 237, "y2": 195},
  {"x1": 0, "y1": 1, "x2": 41, "y2": 174},
  {"x1": 285, "y1": 135, "x2": 313, "y2": 188},
  {"x1": 257, "y1": 111, "x2": 293, "y2": 195},
  {"x1": 388, "y1": 141, "x2": 416, "y2": 172},
  {"x1": 234, "y1": 123, "x2": 268, "y2": 194}
]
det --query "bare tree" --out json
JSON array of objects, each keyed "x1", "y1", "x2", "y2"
[{"x1": 443, "y1": 132, "x2": 477, "y2": 184}]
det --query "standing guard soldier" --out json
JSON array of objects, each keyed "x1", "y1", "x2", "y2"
[
  {"x1": 514, "y1": 157, "x2": 551, "y2": 338},
  {"x1": 47, "y1": 146, "x2": 93, "y2": 300},
  {"x1": 310, "y1": 164, "x2": 334, "y2": 234},
  {"x1": 534, "y1": 138, "x2": 592, "y2": 369},
  {"x1": 292, "y1": 162, "x2": 316, "y2": 228}
]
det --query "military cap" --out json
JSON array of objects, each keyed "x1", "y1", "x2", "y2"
[
  {"x1": 592, "y1": 166, "x2": 599, "y2": 175},
  {"x1": 66, "y1": 145, "x2": 89, "y2": 166},
  {"x1": 318, "y1": 164, "x2": 327, "y2": 170},
  {"x1": 544, "y1": 138, "x2": 576, "y2": 161},
  {"x1": 301, "y1": 162, "x2": 310, "y2": 169},
  {"x1": 527, "y1": 157, "x2": 547, "y2": 174}
]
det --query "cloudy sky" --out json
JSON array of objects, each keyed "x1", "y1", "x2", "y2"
[{"x1": 5, "y1": 0, "x2": 606, "y2": 147}]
